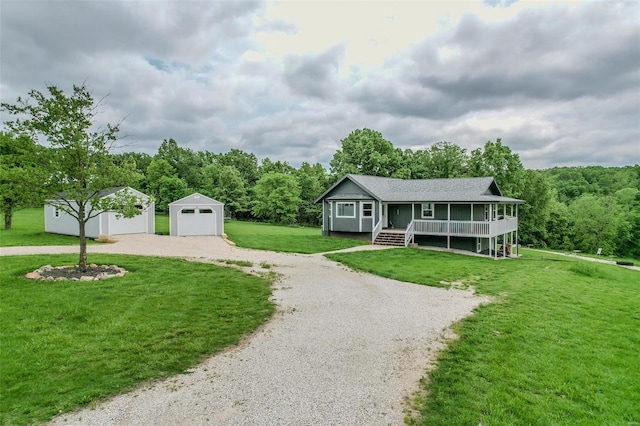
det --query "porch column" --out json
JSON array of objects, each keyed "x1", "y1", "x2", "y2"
[
  {"x1": 515, "y1": 204, "x2": 519, "y2": 257},
  {"x1": 447, "y1": 203, "x2": 451, "y2": 249},
  {"x1": 330, "y1": 201, "x2": 334, "y2": 231},
  {"x1": 322, "y1": 201, "x2": 325, "y2": 231},
  {"x1": 503, "y1": 233, "x2": 507, "y2": 258}
]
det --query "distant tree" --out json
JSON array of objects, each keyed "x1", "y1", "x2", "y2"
[
  {"x1": 0, "y1": 131, "x2": 47, "y2": 229},
  {"x1": 252, "y1": 172, "x2": 301, "y2": 224},
  {"x1": 468, "y1": 139, "x2": 525, "y2": 197},
  {"x1": 156, "y1": 138, "x2": 203, "y2": 189},
  {"x1": 295, "y1": 162, "x2": 327, "y2": 225},
  {"x1": 545, "y1": 198, "x2": 572, "y2": 250},
  {"x1": 426, "y1": 141, "x2": 468, "y2": 178},
  {"x1": 259, "y1": 158, "x2": 295, "y2": 176},
  {"x1": 156, "y1": 176, "x2": 189, "y2": 212},
  {"x1": 216, "y1": 149, "x2": 260, "y2": 188},
  {"x1": 569, "y1": 194, "x2": 628, "y2": 255},
  {"x1": 517, "y1": 170, "x2": 553, "y2": 246},
  {"x1": 330, "y1": 128, "x2": 405, "y2": 178},
  {"x1": 145, "y1": 158, "x2": 177, "y2": 201},
  {"x1": 113, "y1": 152, "x2": 152, "y2": 178},
  {"x1": 201, "y1": 164, "x2": 248, "y2": 218},
  {"x1": 1, "y1": 83, "x2": 143, "y2": 270}
]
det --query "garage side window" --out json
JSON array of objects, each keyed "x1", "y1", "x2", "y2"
[
  {"x1": 336, "y1": 202, "x2": 356, "y2": 218},
  {"x1": 181, "y1": 209, "x2": 195, "y2": 214},
  {"x1": 54, "y1": 207, "x2": 60, "y2": 218},
  {"x1": 199, "y1": 208, "x2": 213, "y2": 214}
]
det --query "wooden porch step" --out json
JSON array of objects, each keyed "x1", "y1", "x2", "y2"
[{"x1": 374, "y1": 231, "x2": 406, "y2": 247}]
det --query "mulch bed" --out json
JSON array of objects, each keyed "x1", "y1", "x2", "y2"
[{"x1": 25, "y1": 264, "x2": 128, "y2": 281}]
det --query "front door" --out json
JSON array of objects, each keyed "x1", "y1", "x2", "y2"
[{"x1": 388, "y1": 204, "x2": 413, "y2": 229}]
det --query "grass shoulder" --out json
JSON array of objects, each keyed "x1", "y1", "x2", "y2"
[
  {"x1": 327, "y1": 248, "x2": 639, "y2": 424},
  {"x1": 224, "y1": 220, "x2": 368, "y2": 254},
  {"x1": 0, "y1": 254, "x2": 274, "y2": 425}
]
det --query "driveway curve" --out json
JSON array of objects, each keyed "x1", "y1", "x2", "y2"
[{"x1": 3, "y1": 235, "x2": 487, "y2": 425}]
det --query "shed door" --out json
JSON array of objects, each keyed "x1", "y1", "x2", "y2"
[
  {"x1": 109, "y1": 209, "x2": 147, "y2": 235},
  {"x1": 178, "y1": 207, "x2": 216, "y2": 236}
]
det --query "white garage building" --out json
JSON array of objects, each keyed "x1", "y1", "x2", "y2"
[
  {"x1": 44, "y1": 187, "x2": 155, "y2": 238},
  {"x1": 169, "y1": 193, "x2": 224, "y2": 237}
]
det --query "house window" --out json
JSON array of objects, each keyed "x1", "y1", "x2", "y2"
[
  {"x1": 199, "y1": 208, "x2": 213, "y2": 214},
  {"x1": 421, "y1": 203, "x2": 434, "y2": 219},
  {"x1": 336, "y1": 202, "x2": 356, "y2": 218},
  {"x1": 484, "y1": 205, "x2": 490, "y2": 221},
  {"x1": 362, "y1": 203, "x2": 373, "y2": 217},
  {"x1": 54, "y1": 207, "x2": 60, "y2": 218},
  {"x1": 181, "y1": 209, "x2": 195, "y2": 214},
  {"x1": 493, "y1": 204, "x2": 497, "y2": 220}
]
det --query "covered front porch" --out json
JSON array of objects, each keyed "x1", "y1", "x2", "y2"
[{"x1": 373, "y1": 202, "x2": 520, "y2": 258}]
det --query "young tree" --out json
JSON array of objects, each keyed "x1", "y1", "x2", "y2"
[
  {"x1": 1, "y1": 83, "x2": 143, "y2": 270},
  {"x1": 252, "y1": 172, "x2": 301, "y2": 224},
  {"x1": 0, "y1": 131, "x2": 47, "y2": 229}
]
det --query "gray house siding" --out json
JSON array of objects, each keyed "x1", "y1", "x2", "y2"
[
  {"x1": 473, "y1": 204, "x2": 485, "y2": 221},
  {"x1": 388, "y1": 204, "x2": 412, "y2": 229},
  {"x1": 329, "y1": 200, "x2": 376, "y2": 233},
  {"x1": 450, "y1": 204, "x2": 471, "y2": 221}
]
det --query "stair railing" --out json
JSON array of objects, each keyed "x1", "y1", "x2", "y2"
[
  {"x1": 404, "y1": 220, "x2": 415, "y2": 247},
  {"x1": 372, "y1": 218, "x2": 382, "y2": 243}
]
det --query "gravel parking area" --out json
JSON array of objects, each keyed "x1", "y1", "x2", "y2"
[{"x1": 4, "y1": 235, "x2": 487, "y2": 425}]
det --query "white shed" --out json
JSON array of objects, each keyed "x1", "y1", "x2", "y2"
[
  {"x1": 44, "y1": 187, "x2": 155, "y2": 238},
  {"x1": 169, "y1": 193, "x2": 224, "y2": 237}
]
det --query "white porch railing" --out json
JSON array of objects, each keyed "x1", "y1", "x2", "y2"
[
  {"x1": 372, "y1": 219, "x2": 383, "y2": 243},
  {"x1": 405, "y1": 220, "x2": 415, "y2": 246},
  {"x1": 412, "y1": 217, "x2": 518, "y2": 238}
]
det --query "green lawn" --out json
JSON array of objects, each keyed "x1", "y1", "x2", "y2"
[
  {"x1": 155, "y1": 212, "x2": 169, "y2": 234},
  {"x1": 326, "y1": 248, "x2": 639, "y2": 425},
  {"x1": 224, "y1": 220, "x2": 368, "y2": 253},
  {"x1": 0, "y1": 254, "x2": 274, "y2": 425},
  {"x1": 0, "y1": 208, "x2": 93, "y2": 247}
]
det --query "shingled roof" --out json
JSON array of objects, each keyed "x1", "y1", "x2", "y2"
[{"x1": 316, "y1": 174, "x2": 525, "y2": 204}]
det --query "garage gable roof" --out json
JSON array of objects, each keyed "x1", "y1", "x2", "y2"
[{"x1": 169, "y1": 192, "x2": 224, "y2": 206}]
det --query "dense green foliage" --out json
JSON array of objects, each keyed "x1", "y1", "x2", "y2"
[
  {"x1": 0, "y1": 254, "x2": 274, "y2": 425},
  {"x1": 0, "y1": 132, "x2": 47, "y2": 230},
  {"x1": 2, "y1": 108, "x2": 637, "y2": 257},
  {"x1": 327, "y1": 248, "x2": 640, "y2": 425}
]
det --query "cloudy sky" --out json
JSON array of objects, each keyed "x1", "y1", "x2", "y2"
[{"x1": 1, "y1": 0, "x2": 639, "y2": 169}]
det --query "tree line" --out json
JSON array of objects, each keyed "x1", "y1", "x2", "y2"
[{"x1": 2, "y1": 85, "x2": 639, "y2": 259}]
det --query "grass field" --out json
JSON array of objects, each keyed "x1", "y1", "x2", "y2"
[
  {"x1": 224, "y1": 220, "x2": 368, "y2": 253},
  {"x1": 0, "y1": 254, "x2": 274, "y2": 425},
  {"x1": 326, "y1": 248, "x2": 640, "y2": 425},
  {"x1": 0, "y1": 208, "x2": 93, "y2": 247}
]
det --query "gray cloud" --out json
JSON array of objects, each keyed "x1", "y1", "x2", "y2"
[
  {"x1": 1, "y1": 1, "x2": 638, "y2": 170},
  {"x1": 283, "y1": 44, "x2": 346, "y2": 99}
]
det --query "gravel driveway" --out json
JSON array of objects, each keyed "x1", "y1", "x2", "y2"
[{"x1": 3, "y1": 235, "x2": 486, "y2": 425}]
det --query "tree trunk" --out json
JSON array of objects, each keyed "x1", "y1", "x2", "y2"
[
  {"x1": 3, "y1": 208, "x2": 12, "y2": 230},
  {"x1": 78, "y1": 205, "x2": 88, "y2": 272}
]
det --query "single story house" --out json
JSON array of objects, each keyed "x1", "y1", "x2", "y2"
[
  {"x1": 44, "y1": 187, "x2": 155, "y2": 238},
  {"x1": 168, "y1": 193, "x2": 224, "y2": 236},
  {"x1": 315, "y1": 174, "x2": 525, "y2": 258}
]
